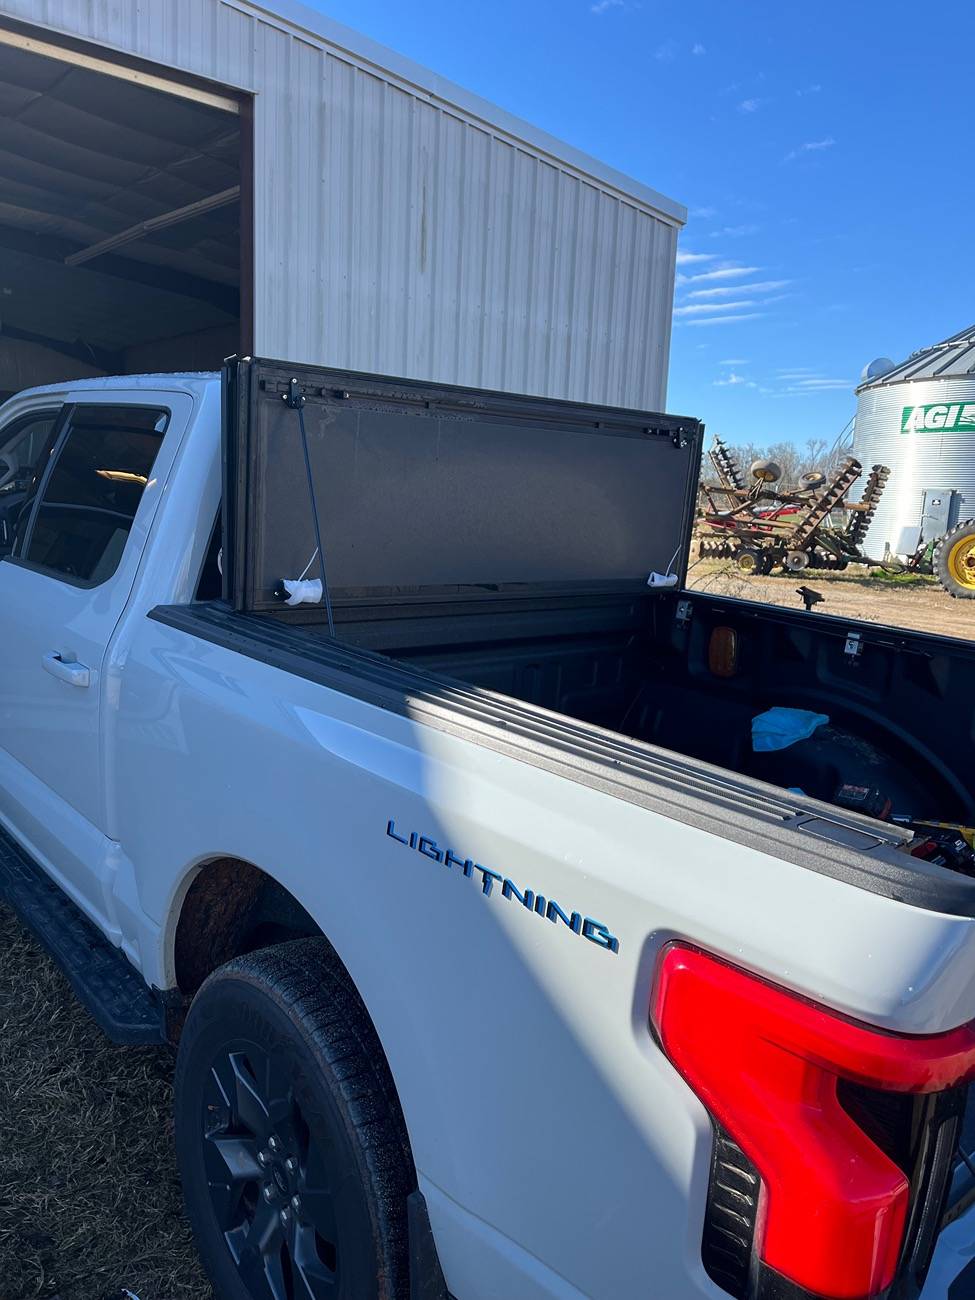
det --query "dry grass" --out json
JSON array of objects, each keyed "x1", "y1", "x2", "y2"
[{"x1": 0, "y1": 903, "x2": 211, "y2": 1300}]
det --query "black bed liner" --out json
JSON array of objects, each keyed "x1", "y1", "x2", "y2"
[{"x1": 150, "y1": 599, "x2": 975, "y2": 919}]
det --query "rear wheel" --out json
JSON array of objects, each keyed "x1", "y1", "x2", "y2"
[
  {"x1": 934, "y1": 520, "x2": 975, "y2": 599},
  {"x1": 174, "y1": 939, "x2": 414, "y2": 1300}
]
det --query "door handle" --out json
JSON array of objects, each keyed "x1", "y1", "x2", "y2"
[{"x1": 42, "y1": 652, "x2": 90, "y2": 688}]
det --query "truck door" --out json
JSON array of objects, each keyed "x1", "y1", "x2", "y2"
[{"x1": 0, "y1": 391, "x2": 191, "y2": 923}]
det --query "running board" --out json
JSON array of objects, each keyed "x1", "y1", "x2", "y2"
[{"x1": 0, "y1": 821, "x2": 166, "y2": 1044}]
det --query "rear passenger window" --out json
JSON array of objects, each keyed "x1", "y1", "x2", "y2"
[
  {"x1": 23, "y1": 405, "x2": 168, "y2": 585},
  {"x1": 0, "y1": 409, "x2": 61, "y2": 558}
]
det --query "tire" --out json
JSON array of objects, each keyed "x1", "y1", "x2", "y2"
[
  {"x1": 934, "y1": 519, "x2": 975, "y2": 599},
  {"x1": 174, "y1": 939, "x2": 414, "y2": 1300},
  {"x1": 735, "y1": 547, "x2": 768, "y2": 576},
  {"x1": 749, "y1": 458, "x2": 782, "y2": 484}
]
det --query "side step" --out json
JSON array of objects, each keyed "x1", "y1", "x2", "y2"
[{"x1": 0, "y1": 820, "x2": 166, "y2": 1045}]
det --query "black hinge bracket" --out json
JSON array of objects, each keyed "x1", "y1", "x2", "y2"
[
  {"x1": 283, "y1": 377, "x2": 305, "y2": 409},
  {"x1": 643, "y1": 424, "x2": 692, "y2": 449}
]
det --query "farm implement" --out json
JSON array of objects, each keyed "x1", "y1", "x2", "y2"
[{"x1": 698, "y1": 438, "x2": 890, "y2": 575}]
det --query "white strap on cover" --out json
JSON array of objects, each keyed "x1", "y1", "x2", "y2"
[
  {"x1": 281, "y1": 578, "x2": 324, "y2": 606},
  {"x1": 647, "y1": 544, "x2": 681, "y2": 588}
]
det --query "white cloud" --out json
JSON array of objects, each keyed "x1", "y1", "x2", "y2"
[
  {"x1": 692, "y1": 42, "x2": 706, "y2": 55},
  {"x1": 675, "y1": 300, "x2": 760, "y2": 316},
  {"x1": 655, "y1": 39, "x2": 677, "y2": 61},
  {"x1": 590, "y1": 0, "x2": 624, "y2": 13},
  {"x1": 676, "y1": 293, "x2": 789, "y2": 318},
  {"x1": 676, "y1": 250, "x2": 719, "y2": 265},
  {"x1": 771, "y1": 371, "x2": 853, "y2": 394},
  {"x1": 688, "y1": 279, "x2": 791, "y2": 299},
  {"x1": 720, "y1": 358, "x2": 748, "y2": 365},
  {"x1": 780, "y1": 384, "x2": 850, "y2": 395},
  {"x1": 714, "y1": 371, "x2": 756, "y2": 387},
  {"x1": 784, "y1": 136, "x2": 835, "y2": 162},
  {"x1": 738, "y1": 98, "x2": 762, "y2": 113},
  {"x1": 796, "y1": 83, "x2": 822, "y2": 97},
  {"x1": 684, "y1": 313, "x2": 766, "y2": 327},
  {"x1": 684, "y1": 265, "x2": 762, "y2": 283},
  {"x1": 691, "y1": 205, "x2": 717, "y2": 219},
  {"x1": 709, "y1": 223, "x2": 760, "y2": 238}
]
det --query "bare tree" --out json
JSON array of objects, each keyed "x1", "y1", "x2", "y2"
[{"x1": 703, "y1": 437, "x2": 847, "y2": 490}]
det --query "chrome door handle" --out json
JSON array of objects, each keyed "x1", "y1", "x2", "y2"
[{"x1": 42, "y1": 652, "x2": 90, "y2": 688}]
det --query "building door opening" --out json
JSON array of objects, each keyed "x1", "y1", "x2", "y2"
[{"x1": 0, "y1": 21, "x2": 250, "y2": 401}]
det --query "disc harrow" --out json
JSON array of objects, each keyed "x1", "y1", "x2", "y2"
[
  {"x1": 709, "y1": 437, "x2": 746, "y2": 493},
  {"x1": 697, "y1": 442, "x2": 891, "y2": 577},
  {"x1": 845, "y1": 464, "x2": 891, "y2": 549},
  {"x1": 790, "y1": 457, "x2": 863, "y2": 549}
]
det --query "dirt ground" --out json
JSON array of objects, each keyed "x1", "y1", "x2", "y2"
[
  {"x1": 0, "y1": 902, "x2": 211, "y2": 1300},
  {"x1": 686, "y1": 558, "x2": 975, "y2": 642}
]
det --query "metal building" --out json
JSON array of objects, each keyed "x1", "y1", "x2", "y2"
[
  {"x1": 0, "y1": 0, "x2": 684, "y2": 408},
  {"x1": 854, "y1": 324, "x2": 975, "y2": 557}
]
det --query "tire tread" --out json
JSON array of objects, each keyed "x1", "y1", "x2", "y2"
[{"x1": 176, "y1": 937, "x2": 415, "y2": 1300}]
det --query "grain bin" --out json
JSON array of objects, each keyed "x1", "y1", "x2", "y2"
[{"x1": 854, "y1": 324, "x2": 975, "y2": 557}]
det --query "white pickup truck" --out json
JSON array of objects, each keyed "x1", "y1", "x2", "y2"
[{"x1": 1, "y1": 359, "x2": 975, "y2": 1300}]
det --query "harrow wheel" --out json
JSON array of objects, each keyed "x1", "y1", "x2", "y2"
[{"x1": 735, "y1": 547, "x2": 770, "y2": 576}]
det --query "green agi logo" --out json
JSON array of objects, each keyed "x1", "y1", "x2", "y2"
[{"x1": 900, "y1": 402, "x2": 975, "y2": 434}]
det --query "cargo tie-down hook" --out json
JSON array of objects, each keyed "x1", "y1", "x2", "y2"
[{"x1": 276, "y1": 378, "x2": 336, "y2": 637}]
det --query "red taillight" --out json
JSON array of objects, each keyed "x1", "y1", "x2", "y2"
[{"x1": 651, "y1": 945, "x2": 975, "y2": 1300}]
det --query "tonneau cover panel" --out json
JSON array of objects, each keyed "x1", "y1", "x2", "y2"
[{"x1": 222, "y1": 357, "x2": 702, "y2": 613}]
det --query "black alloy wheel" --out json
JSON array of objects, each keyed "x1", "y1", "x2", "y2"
[
  {"x1": 175, "y1": 939, "x2": 414, "y2": 1300},
  {"x1": 202, "y1": 1040, "x2": 339, "y2": 1298}
]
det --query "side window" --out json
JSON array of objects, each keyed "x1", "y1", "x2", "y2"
[
  {"x1": 0, "y1": 409, "x2": 61, "y2": 558},
  {"x1": 196, "y1": 511, "x2": 223, "y2": 600},
  {"x1": 21, "y1": 405, "x2": 169, "y2": 586}
]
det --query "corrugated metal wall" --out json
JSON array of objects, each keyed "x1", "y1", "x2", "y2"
[{"x1": 0, "y1": 0, "x2": 681, "y2": 408}]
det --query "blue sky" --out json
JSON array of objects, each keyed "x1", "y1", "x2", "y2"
[{"x1": 310, "y1": 0, "x2": 974, "y2": 447}]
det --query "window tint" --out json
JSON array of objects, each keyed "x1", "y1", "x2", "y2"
[
  {"x1": 0, "y1": 410, "x2": 60, "y2": 558},
  {"x1": 23, "y1": 405, "x2": 168, "y2": 585}
]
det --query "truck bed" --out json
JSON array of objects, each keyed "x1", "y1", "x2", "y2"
[{"x1": 152, "y1": 589, "x2": 975, "y2": 919}]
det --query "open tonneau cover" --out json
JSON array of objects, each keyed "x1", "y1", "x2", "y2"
[{"x1": 221, "y1": 357, "x2": 703, "y2": 614}]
